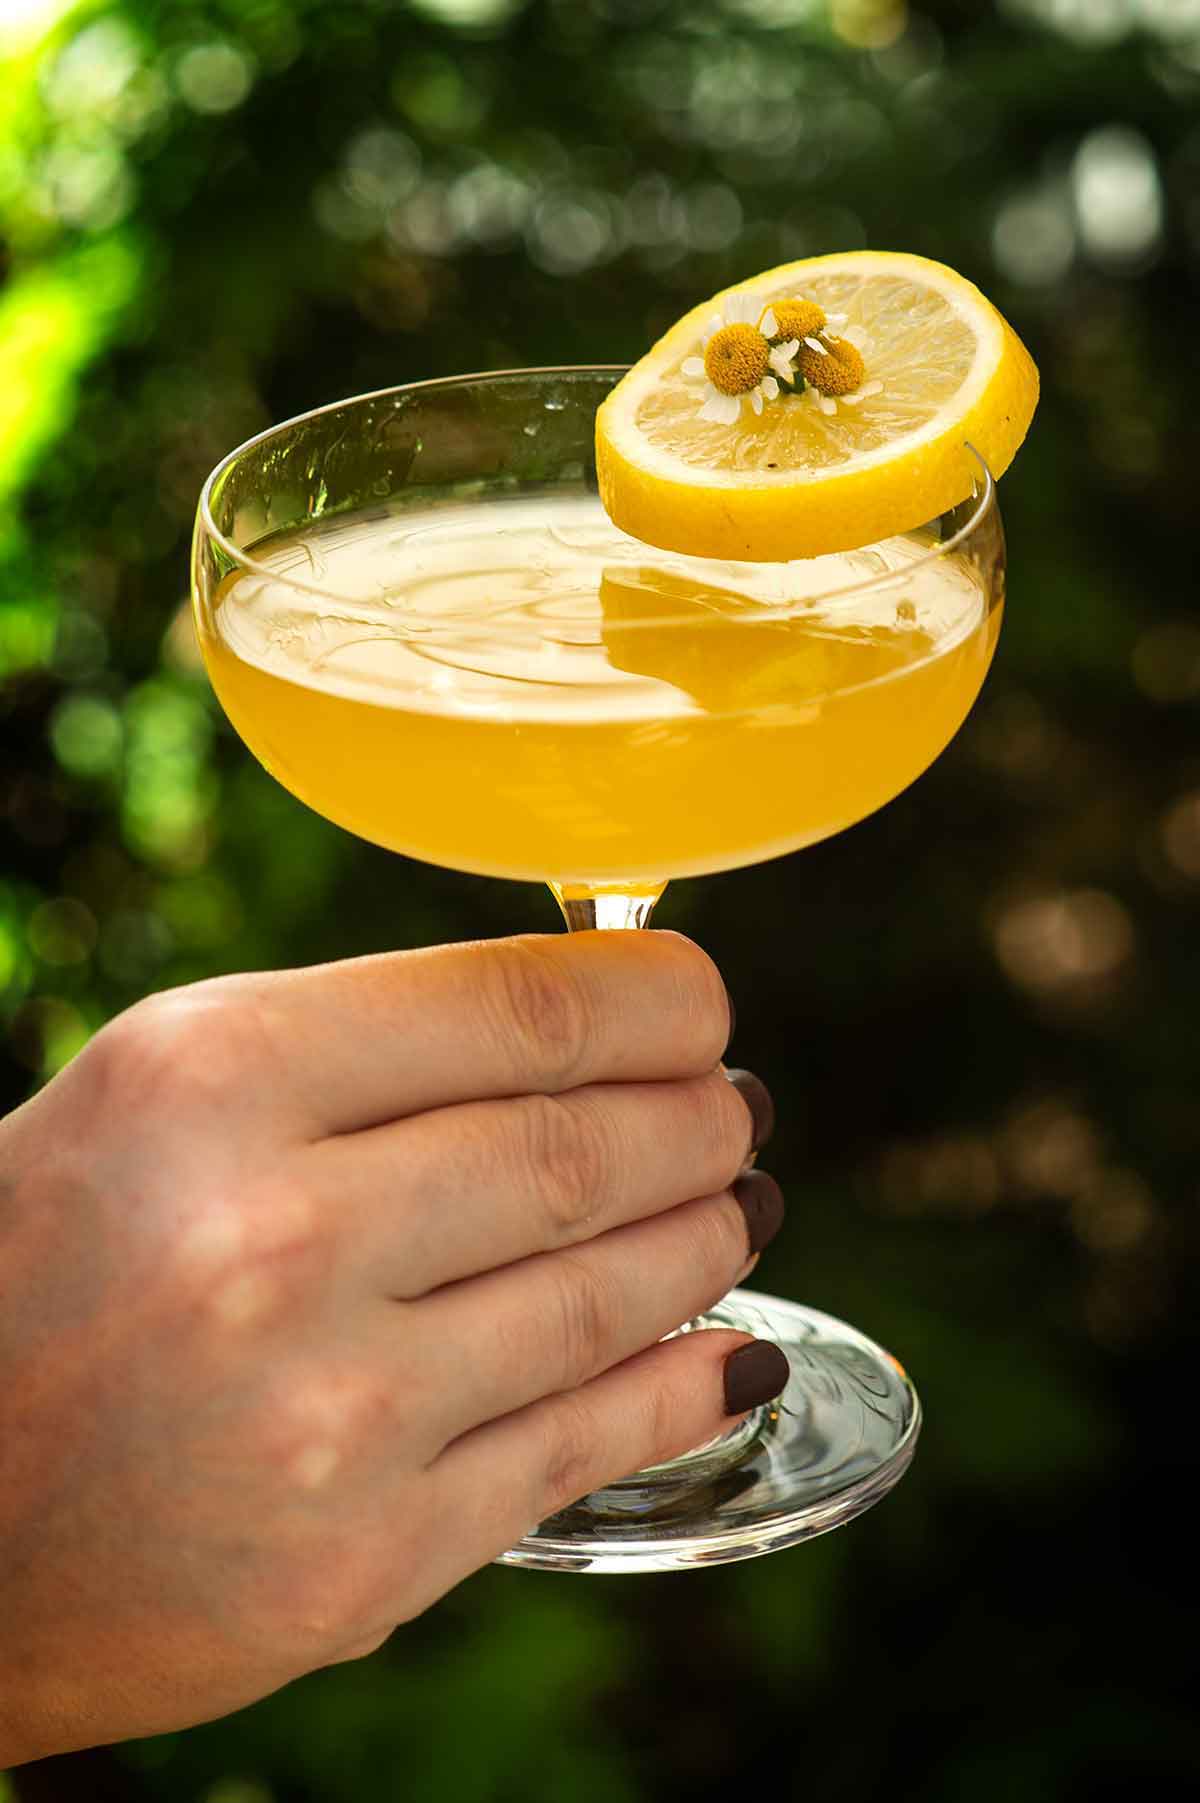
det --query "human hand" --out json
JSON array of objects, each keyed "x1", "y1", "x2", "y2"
[{"x1": 0, "y1": 931, "x2": 785, "y2": 1760}]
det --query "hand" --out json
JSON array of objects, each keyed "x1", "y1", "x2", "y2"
[{"x1": 0, "y1": 930, "x2": 785, "y2": 1760}]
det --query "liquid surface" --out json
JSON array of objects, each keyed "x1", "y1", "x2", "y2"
[{"x1": 200, "y1": 492, "x2": 1000, "y2": 885}]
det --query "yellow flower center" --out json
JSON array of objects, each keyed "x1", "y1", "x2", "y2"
[
  {"x1": 704, "y1": 323, "x2": 769, "y2": 396},
  {"x1": 797, "y1": 335, "x2": 866, "y2": 396},
  {"x1": 769, "y1": 298, "x2": 827, "y2": 343}
]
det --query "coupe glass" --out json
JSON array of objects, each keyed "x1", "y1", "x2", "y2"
[{"x1": 192, "y1": 368, "x2": 1005, "y2": 1571}]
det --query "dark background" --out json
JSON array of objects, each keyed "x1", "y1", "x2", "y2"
[{"x1": 2, "y1": 0, "x2": 1198, "y2": 1797}]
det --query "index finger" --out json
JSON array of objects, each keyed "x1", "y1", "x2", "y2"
[{"x1": 245, "y1": 930, "x2": 733, "y2": 1134}]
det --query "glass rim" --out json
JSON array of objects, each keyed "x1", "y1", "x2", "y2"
[{"x1": 196, "y1": 364, "x2": 998, "y2": 620}]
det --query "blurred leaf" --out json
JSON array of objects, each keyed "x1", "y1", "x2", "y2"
[{"x1": 0, "y1": 239, "x2": 139, "y2": 518}]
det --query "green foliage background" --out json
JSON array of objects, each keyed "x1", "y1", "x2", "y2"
[{"x1": 3, "y1": 0, "x2": 1199, "y2": 1797}]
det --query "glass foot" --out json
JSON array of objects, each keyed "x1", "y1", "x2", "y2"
[{"x1": 495, "y1": 1288, "x2": 920, "y2": 1573}]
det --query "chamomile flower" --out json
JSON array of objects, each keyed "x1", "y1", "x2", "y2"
[
  {"x1": 681, "y1": 291, "x2": 784, "y2": 423},
  {"x1": 679, "y1": 290, "x2": 882, "y2": 421},
  {"x1": 796, "y1": 331, "x2": 884, "y2": 415}
]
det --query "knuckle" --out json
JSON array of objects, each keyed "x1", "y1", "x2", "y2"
[
  {"x1": 549, "y1": 1252, "x2": 621, "y2": 1389},
  {"x1": 539, "y1": 1391, "x2": 601, "y2": 1516},
  {"x1": 484, "y1": 940, "x2": 592, "y2": 1088},
  {"x1": 519, "y1": 1093, "x2": 616, "y2": 1241},
  {"x1": 163, "y1": 1172, "x2": 325, "y2": 1329},
  {"x1": 639, "y1": 1373, "x2": 683, "y2": 1470},
  {"x1": 185, "y1": 1407, "x2": 419, "y2": 1668},
  {"x1": 260, "y1": 1364, "x2": 396, "y2": 1481},
  {"x1": 336, "y1": 1369, "x2": 400, "y2": 1451},
  {"x1": 88, "y1": 981, "x2": 261, "y2": 1108}
]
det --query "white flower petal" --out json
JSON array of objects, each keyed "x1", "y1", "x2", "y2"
[
  {"x1": 761, "y1": 375, "x2": 779, "y2": 400},
  {"x1": 840, "y1": 324, "x2": 870, "y2": 349},
  {"x1": 682, "y1": 356, "x2": 706, "y2": 378},
  {"x1": 841, "y1": 392, "x2": 863, "y2": 406},
  {"x1": 826, "y1": 312, "x2": 848, "y2": 325},
  {"x1": 726, "y1": 291, "x2": 763, "y2": 326},
  {"x1": 819, "y1": 396, "x2": 837, "y2": 415},
  {"x1": 858, "y1": 379, "x2": 884, "y2": 397},
  {"x1": 698, "y1": 391, "x2": 742, "y2": 425},
  {"x1": 749, "y1": 388, "x2": 764, "y2": 415},
  {"x1": 768, "y1": 341, "x2": 799, "y2": 380},
  {"x1": 760, "y1": 306, "x2": 777, "y2": 336},
  {"x1": 804, "y1": 336, "x2": 828, "y2": 354}
]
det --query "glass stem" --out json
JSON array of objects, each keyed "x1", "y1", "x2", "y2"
[{"x1": 549, "y1": 883, "x2": 667, "y2": 932}]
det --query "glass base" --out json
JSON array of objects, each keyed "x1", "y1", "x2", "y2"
[{"x1": 495, "y1": 1288, "x2": 920, "y2": 1573}]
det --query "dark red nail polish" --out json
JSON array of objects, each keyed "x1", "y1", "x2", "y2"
[
  {"x1": 732, "y1": 1169, "x2": 785, "y2": 1256},
  {"x1": 725, "y1": 1069, "x2": 775, "y2": 1153},
  {"x1": 724, "y1": 1340, "x2": 790, "y2": 1415}
]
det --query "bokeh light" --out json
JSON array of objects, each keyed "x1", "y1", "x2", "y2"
[
  {"x1": 0, "y1": 0, "x2": 76, "y2": 50},
  {"x1": 27, "y1": 895, "x2": 98, "y2": 965},
  {"x1": 991, "y1": 888, "x2": 1135, "y2": 995},
  {"x1": 39, "y1": 16, "x2": 144, "y2": 120},
  {"x1": 1131, "y1": 622, "x2": 1200, "y2": 700},
  {"x1": 831, "y1": 0, "x2": 908, "y2": 48},
  {"x1": 408, "y1": 0, "x2": 527, "y2": 27},
  {"x1": 1158, "y1": 792, "x2": 1200, "y2": 878},
  {"x1": 49, "y1": 693, "x2": 123, "y2": 777},
  {"x1": 174, "y1": 42, "x2": 255, "y2": 116},
  {"x1": 1072, "y1": 124, "x2": 1164, "y2": 266},
  {"x1": 992, "y1": 184, "x2": 1076, "y2": 286}
]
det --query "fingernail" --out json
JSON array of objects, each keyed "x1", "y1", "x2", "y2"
[
  {"x1": 724, "y1": 1340, "x2": 790, "y2": 1415},
  {"x1": 732, "y1": 1169, "x2": 785, "y2": 1256},
  {"x1": 725, "y1": 1068, "x2": 775, "y2": 1153},
  {"x1": 723, "y1": 984, "x2": 736, "y2": 1051}
]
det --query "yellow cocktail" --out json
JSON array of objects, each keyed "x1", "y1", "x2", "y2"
[{"x1": 199, "y1": 492, "x2": 1000, "y2": 890}]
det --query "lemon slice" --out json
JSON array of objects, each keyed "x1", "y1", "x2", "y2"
[{"x1": 596, "y1": 250, "x2": 1038, "y2": 562}]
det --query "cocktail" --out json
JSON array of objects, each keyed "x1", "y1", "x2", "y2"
[{"x1": 192, "y1": 253, "x2": 1033, "y2": 1570}]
